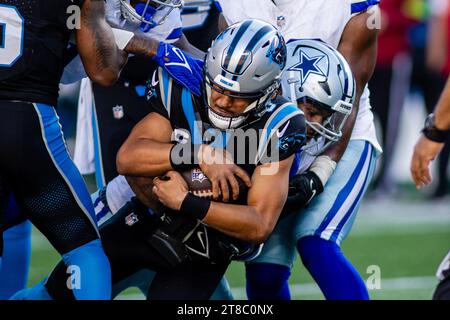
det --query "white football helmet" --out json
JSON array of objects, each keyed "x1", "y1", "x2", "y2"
[
  {"x1": 119, "y1": 0, "x2": 183, "y2": 28},
  {"x1": 281, "y1": 39, "x2": 355, "y2": 155}
]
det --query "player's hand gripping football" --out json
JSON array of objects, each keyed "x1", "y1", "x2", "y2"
[
  {"x1": 198, "y1": 144, "x2": 252, "y2": 203},
  {"x1": 152, "y1": 171, "x2": 189, "y2": 211}
]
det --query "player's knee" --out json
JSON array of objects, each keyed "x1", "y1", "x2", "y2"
[
  {"x1": 297, "y1": 236, "x2": 340, "y2": 267},
  {"x1": 63, "y1": 239, "x2": 110, "y2": 269},
  {"x1": 9, "y1": 279, "x2": 53, "y2": 300},
  {"x1": 245, "y1": 262, "x2": 291, "y2": 299}
]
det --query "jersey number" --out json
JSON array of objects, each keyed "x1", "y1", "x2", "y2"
[{"x1": 0, "y1": 5, "x2": 24, "y2": 67}]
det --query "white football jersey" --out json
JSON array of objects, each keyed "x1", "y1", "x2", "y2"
[{"x1": 217, "y1": 0, "x2": 382, "y2": 155}]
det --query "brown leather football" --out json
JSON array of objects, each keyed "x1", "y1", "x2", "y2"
[{"x1": 180, "y1": 167, "x2": 249, "y2": 202}]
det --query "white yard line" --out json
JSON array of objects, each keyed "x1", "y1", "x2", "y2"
[{"x1": 115, "y1": 275, "x2": 438, "y2": 300}]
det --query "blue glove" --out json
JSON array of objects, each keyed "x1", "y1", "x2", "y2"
[{"x1": 152, "y1": 42, "x2": 204, "y2": 97}]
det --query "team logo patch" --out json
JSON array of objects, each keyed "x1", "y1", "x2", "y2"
[
  {"x1": 192, "y1": 168, "x2": 207, "y2": 183},
  {"x1": 125, "y1": 213, "x2": 139, "y2": 226},
  {"x1": 113, "y1": 105, "x2": 124, "y2": 120}
]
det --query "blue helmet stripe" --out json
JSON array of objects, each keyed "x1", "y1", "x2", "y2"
[
  {"x1": 222, "y1": 20, "x2": 253, "y2": 71},
  {"x1": 234, "y1": 25, "x2": 273, "y2": 75}
]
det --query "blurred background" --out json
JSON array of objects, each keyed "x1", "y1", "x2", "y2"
[{"x1": 30, "y1": 0, "x2": 450, "y2": 299}]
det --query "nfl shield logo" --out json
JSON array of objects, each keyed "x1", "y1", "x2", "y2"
[
  {"x1": 125, "y1": 213, "x2": 139, "y2": 226},
  {"x1": 277, "y1": 16, "x2": 286, "y2": 28},
  {"x1": 113, "y1": 105, "x2": 124, "y2": 119},
  {"x1": 192, "y1": 168, "x2": 207, "y2": 183}
]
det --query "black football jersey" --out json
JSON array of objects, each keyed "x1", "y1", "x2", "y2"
[
  {"x1": 0, "y1": 0, "x2": 84, "y2": 105},
  {"x1": 146, "y1": 68, "x2": 307, "y2": 184}
]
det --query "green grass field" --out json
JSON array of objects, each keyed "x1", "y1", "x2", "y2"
[{"x1": 27, "y1": 188, "x2": 450, "y2": 300}]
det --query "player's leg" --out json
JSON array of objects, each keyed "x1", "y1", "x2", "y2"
[
  {"x1": 29, "y1": 198, "x2": 165, "y2": 300},
  {"x1": 244, "y1": 214, "x2": 297, "y2": 300},
  {"x1": 148, "y1": 260, "x2": 230, "y2": 300},
  {"x1": 294, "y1": 140, "x2": 377, "y2": 300},
  {"x1": 0, "y1": 220, "x2": 31, "y2": 299},
  {"x1": 3, "y1": 102, "x2": 111, "y2": 300},
  {"x1": 210, "y1": 277, "x2": 234, "y2": 300}
]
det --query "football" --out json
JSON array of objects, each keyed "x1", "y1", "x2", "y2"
[{"x1": 180, "y1": 167, "x2": 249, "y2": 202}]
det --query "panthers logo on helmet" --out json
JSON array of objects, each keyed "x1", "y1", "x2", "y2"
[{"x1": 267, "y1": 33, "x2": 287, "y2": 69}]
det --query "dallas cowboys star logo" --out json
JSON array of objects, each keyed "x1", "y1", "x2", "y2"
[{"x1": 288, "y1": 50, "x2": 326, "y2": 85}]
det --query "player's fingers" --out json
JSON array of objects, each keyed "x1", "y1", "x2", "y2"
[
  {"x1": 233, "y1": 166, "x2": 252, "y2": 188},
  {"x1": 219, "y1": 177, "x2": 230, "y2": 202},
  {"x1": 415, "y1": 157, "x2": 430, "y2": 183},
  {"x1": 419, "y1": 164, "x2": 432, "y2": 186},
  {"x1": 410, "y1": 161, "x2": 421, "y2": 187},
  {"x1": 227, "y1": 174, "x2": 240, "y2": 201},
  {"x1": 152, "y1": 185, "x2": 159, "y2": 197},
  {"x1": 165, "y1": 171, "x2": 177, "y2": 178},
  {"x1": 152, "y1": 177, "x2": 161, "y2": 186},
  {"x1": 411, "y1": 154, "x2": 426, "y2": 187},
  {"x1": 211, "y1": 178, "x2": 220, "y2": 200}
]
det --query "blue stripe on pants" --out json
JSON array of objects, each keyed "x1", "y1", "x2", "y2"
[
  {"x1": 33, "y1": 104, "x2": 98, "y2": 235},
  {"x1": 314, "y1": 142, "x2": 370, "y2": 237}
]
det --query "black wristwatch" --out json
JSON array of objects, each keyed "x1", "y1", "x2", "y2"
[{"x1": 422, "y1": 113, "x2": 450, "y2": 143}]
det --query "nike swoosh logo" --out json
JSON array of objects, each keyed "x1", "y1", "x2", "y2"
[
  {"x1": 276, "y1": 120, "x2": 290, "y2": 138},
  {"x1": 197, "y1": 231, "x2": 206, "y2": 251},
  {"x1": 306, "y1": 179, "x2": 316, "y2": 204},
  {"x1": 151, "y1": 71, "x2": 159, "y2": 86},
  {"x1": 164, "y1": 47, "x2": 193, "y2": 73}
]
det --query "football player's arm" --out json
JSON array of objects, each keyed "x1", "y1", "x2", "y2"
[
  {"x1": 411, "y1": 77, "x2": 450, "y2": 188},
  {"x1": 202, "y1": 157, "x2": 293, "y2": 243},
  {"x1": 323, "y1": 9, "x2": 379, "y2": 162},
  {"x1": 116, "y1": 112, "x2": 174, "y2": 178},
  {"x1": 154, "y1": 156, "x2": 294, "y2": 244},
  {"x1": 77, "y1": 0, "x2": 128, "y2": 86}
]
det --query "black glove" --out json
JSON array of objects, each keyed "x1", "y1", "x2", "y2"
[{"x1": 284, "y1": 171, "x2": 324, "y2": 212}]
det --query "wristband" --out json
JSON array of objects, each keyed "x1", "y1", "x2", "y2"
[
  {"x1": 179, "y1": 193, "x2": 211, "y2": 221},
  {"x1": 309, "y1": 155, "x2": 337, "y2": 186},
  {"x1": 169, "y1": 144, "x2": 198, "y2": 171},
  {"x1": 422, "y1": 113, "x2": 450, "y2": 143}
]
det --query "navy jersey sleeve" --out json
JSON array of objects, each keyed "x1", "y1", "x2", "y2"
[
  {"x1": 258, "y1": 103, "x2": 307, "y2": 165},
  {"x1": 145, "y1": 68, "x2": 173, "y2": 120}
]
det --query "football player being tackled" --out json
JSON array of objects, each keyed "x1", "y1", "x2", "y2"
[
  {"x1": 14, "y1": 19, "x2": 307, "y2": 300},
  {"x1": 244, "y1": 39, "x2": 376, "y2": 300}
]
